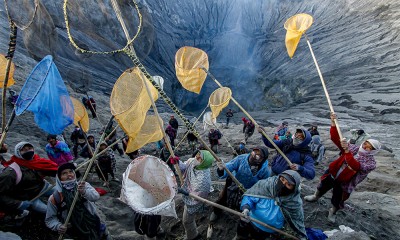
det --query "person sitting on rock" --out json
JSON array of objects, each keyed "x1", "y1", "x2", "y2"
[
  {"x1": 80, "y1": 134, "x2": 96, "y2": 159},
  {"x1": 210, "y1": 146, "x2": 270, "y2": 223},
  {"x1": 46, "y1": 134, "x2": 74, "y2": 166},
  {"x1": 274, "y1": 121, "x2": 289, "y2": 140},
  {"x1": 235, "y1": 170, "x2": 307, "y2": 240},
  {"x1": 304, "y1": 113, "x2": 381, "y2": 223},
  {"x1": 309, "y1": 135, "x2": 325, "y2": 165},
  {"x1": 96, "y1": 142, "x2": 117, "y2": 187},
  {"x1": 307, "y1": 124, "x2": 320, "y2": 137},
  {"x1": 0, "y1": 142, "x2": 58, "y2": 218},
  {"x1": 70, "y1": 126, "x2": 86, "y2": 158},
  {"x1": 258, "y1": 126, "x2": 315, "y2": 180},
  {"x1": 234, "y1": 140, "x2": 250, "y2": 156},
  {"x1": 45, "y1": 162, "x2": 108, "y2": 239},
  {"x1": 171, "y1": 150, "x2": 214, "y2": 240}
]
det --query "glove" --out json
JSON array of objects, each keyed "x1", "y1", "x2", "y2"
[
  {"x1": 18, "y1": 201, "x2": 32, "y2": 211},
  {"x1": 177, "y1": 187, "x2": 189, "y2": 196},
  {"x1": 216, "y1": 161, "x2": 225, "y2": 170},
  {"x1": 169, "y1": 156, "x2": 180, "y2": 165},
  {"x1": 240, "y1": 208, "x2": 250, "y2": 223}
]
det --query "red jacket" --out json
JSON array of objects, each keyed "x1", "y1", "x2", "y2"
[{"x1": 325, "y1": 126, "x2": 361, "y2": 182}]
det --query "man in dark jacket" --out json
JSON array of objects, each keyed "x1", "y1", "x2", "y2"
[
  {"x1": 226, "y1": 109, "x2": 233, "y2": 127},
  {"x1": 258, "y1": 127, "x2": 315, "y2": 180},
  {"x1": 0, "y1": 142, "x2": 57, "y2": 217},
  {"x1": 80, "y1": 134, "x2": 96, "y2": 158},
  {"x1": 208, "y1": 129, "x2": 222, "y2": 153},
  {"x1": 70, "y1": 126, "x2": 86, "y2": 158},
  {"x1": 169, "y1": 115, "x2": 179, "y2": 130}
]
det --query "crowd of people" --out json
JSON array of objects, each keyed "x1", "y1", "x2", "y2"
[{"x1": 0, "y1": 109, "x2": 383, "y2": 240}]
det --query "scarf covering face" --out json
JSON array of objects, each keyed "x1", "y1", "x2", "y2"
[
  {"x1": 358, "y1": 139, "x2": 381, "y2": 156},
  {"x1": 61, "y1": 179, "x2": 77, "y2": 190},
  {"x1": 244, "y1": 170, "x2": 307, "y2": 238},
  {"x1": 195, "y1": 150, "x2": 214, "y2": 170}
]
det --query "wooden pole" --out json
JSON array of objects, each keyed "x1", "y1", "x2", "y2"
[
  {"x1": 305, "y1": 35, "x2": 343, "y2": 139},
  {"x1": 174, "y1": 104, "x2": 208, "y2": 151},
  {"x1": 58, "y1": 116, "x2": 114, "y2": 240},
  {"x1": 78, "y1": 121, "x2": 110, "y2": 190},
  {"x1": 1, "y1": 21, "x2": 17, "y2": 133},
  {"x1": 201, "y1": 68, "x2": 293, "y2": 165},
  {"x1": 187, "y1": 192, "x2": 299, "y2": 240},
  {"x1": 0, "y1": 108, "x2": 15, "y2": 147},
  {"x1": 107, "y1": 0, "x2": 246, "y2": 192},
  {"x1": 76, "y1": 135, "x2": 125, "y2": 171}
]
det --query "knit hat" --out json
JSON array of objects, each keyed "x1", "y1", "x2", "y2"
[{"x1": 57, "y1": 162, "x2": 76, "y2": 179}]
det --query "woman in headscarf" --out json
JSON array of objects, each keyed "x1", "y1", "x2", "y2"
[
  {"x1": 305, "y1": 113, "x2": 381, "y2": 223},
  {"x1": 45, "y1": 163, "x2": 108, "y2": 239},
  {"x1": 180, "y1": 150, "x2": 214, "y2": 240},
  {"x1": 236, "y1": 170, "x2": 307, "y2": 240}
]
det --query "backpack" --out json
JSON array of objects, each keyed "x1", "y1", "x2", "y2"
[{"x1": 1, "y1": 163, "x2": 22, "y2": 185}]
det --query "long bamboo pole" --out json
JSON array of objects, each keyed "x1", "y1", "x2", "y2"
[
  {"x1": 183, "y1": 191, "x2": 299, "y2": 240},
  {"x1": 1, "y1": 22, "x2": 17, "y2": 133},
  {"x1": 109, "y1": 0, "x2": 184, "y2": 184},
  {"x1": 174, "y1": 105, "x2": 208, "y2": 151},
  {"x1": 58, "y1": 116, "x2": 114, "y2": 240},
  {"x1": 78, "y1": 121, "x2": 110, "y2": 190},
  {"x1": 0, "y1": 108, "x2": 15, "y2": 147},
  {"x1": 201, "y1": 68, "x2": 293, "y2": 165},
  {"x1": 304, "y1": 35, "x2": 343, "y2": 139}
]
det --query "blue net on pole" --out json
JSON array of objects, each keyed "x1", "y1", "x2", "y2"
[{"x1": 15, "y1": 55, "x2": 74, "y2": 134}]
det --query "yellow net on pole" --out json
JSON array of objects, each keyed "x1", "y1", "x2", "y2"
[
  {"x1": 175, "y1": 46, "x2": 209, "y2": 94},
  {"x1": 0, "y1": 54, "x2": 15, "y2": 88},
  {"x1": 209, "y1": 87, "x2": 231, "y2": 119},
  {"x1": 70, "y1": 97, "x2": 89, "y2": 132},
  {"x1": 110, "y1": 67, "x2": 158, "y2": 142},
  {"x1": 125, "y1": 115, "x2": 163, "y2": 153},
  {"x1": 284, "y1": 13, "x2": 313, "y2": 58}
]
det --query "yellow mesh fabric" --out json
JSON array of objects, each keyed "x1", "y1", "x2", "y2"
[
  {"x1": 70, "y1": 97, "x2": 90, "y2": 132},
  {"x1": 209, "y1": 87, "x2": 232, "y2": 119},
  {"x1": 175, "y1": 46, "x2": 209, "y2": 94},
  {"x1": 0, "y1": 54, "x2": 15, "y2": 88},
  {"x1": 110, "y1": 67, "x2": 158, "y2": 141},
  {"x1": 126, "y1": 115, "x2": 163, "y2": 153},
  {"x1": 284, "y1": 13, "x2": 313, "y2": 58}
]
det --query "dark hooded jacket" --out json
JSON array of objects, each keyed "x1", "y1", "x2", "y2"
[
  {"x1": 243, "y1": 170, "x2": 307, "y2": 238},
  {"x1": 262, "y1": 128, "x2": 315, "y2": 180}
]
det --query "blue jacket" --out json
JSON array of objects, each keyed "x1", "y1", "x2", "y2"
[
  {"x1": 262, "y1": 129, "x2": 315, "y2": 180},
  {"x1": 220, "y1": 154, "x2": 270, "y2": 189},
  {"x1": 241, "y1": 196, "x2": 284, "y2": 233}
]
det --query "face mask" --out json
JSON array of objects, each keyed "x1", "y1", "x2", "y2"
[
  {"x1": 61, "y1": 179, "x2": 77, "y2": 190},
  {"x1": 275, "y1": 179, "x2": 293, "y2": 196},
  {"x1": 292, "y1": 136, "x2": 302, "y2": 146},
  {"x1": 21, "y1": 151, "x2": 35, "y2": 160}
]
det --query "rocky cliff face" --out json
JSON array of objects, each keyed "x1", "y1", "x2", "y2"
[{"x1": 0, "y1": 0, "x2": 399, "y2": 152}]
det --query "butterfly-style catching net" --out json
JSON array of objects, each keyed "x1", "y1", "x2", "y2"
[
  {"x1": 120, "y1": 155, "x2": 177, "y2": 217},
  {"x1": 125, "y1": 115, "x2": 163, "y2": 153},
  {"x1": 70, "y1": 97, "x2": 89, "y2": 133},
  {"x1": 110, "y1": 67, "x2": 158, "y2": 141},
  {"x1": 203, "y1": 111, "x2": 217, "y2": 130},
  {"x1": 0, "y1": 54, "x2": 15, "y2": 88},
  {"x1": 175, "y1": 46, "x2": 209, "y2": 94},
  {"x1": 284, "y1": 13, "x2": 313, "y2": 58},
  {"x1": 15, "y1": 55, "x2": 74, "y2": 134},
  {"x1": 209, "y1": 87, "x2": 232, "y2": 119}
]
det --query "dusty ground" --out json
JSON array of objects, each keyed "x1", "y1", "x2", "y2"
[{"x1": 0, "y1": 97, "x2": 399, "y2": 240}]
